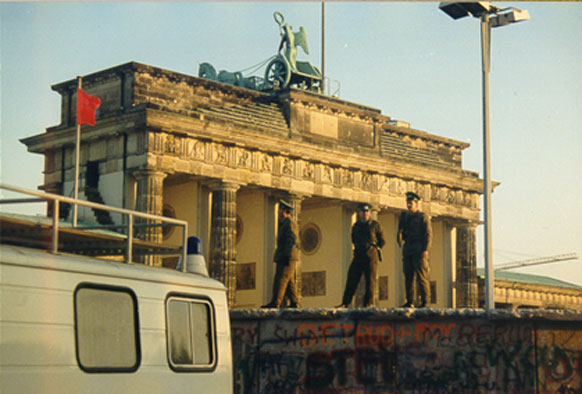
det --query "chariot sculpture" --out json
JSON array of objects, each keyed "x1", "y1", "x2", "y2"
[
  {"x1": 264, "y1": 12, "x2": 322, "y2": 92},
  {"x1": 198, "y1": 12, "x2": 322, "y2": 93}
]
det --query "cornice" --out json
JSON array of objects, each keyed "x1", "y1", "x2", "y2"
[
  {"x1": 278, "y1": 89, "x2": 383, "y2": 122},
  {"x1": 51, "y1": 61, "x2": 269, "y2": 102},
  {"x1": 383, "y1": 124, "x2": 470, "y2": 150},
  {"x1": 20, "y1": 111, "x2": 146, "y2": 152}
]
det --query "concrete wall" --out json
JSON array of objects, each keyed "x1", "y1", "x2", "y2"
[{"x1": 231, "y1": 309, "x2": 582, "y2": 393}]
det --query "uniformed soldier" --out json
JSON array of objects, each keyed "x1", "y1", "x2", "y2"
[
  {"x1": 261, "y1": 200, "x2": 300, "y2": 308},
  {"x1": 398, "y1": 192, "x2": 432, "y2": 308},
  {"x1": 336, "y1": 203, "x2": 386, "y2": 308}
]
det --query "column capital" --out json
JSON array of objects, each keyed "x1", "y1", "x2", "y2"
[
  {"x1": 206, "y1": 180, "x2": 244, "y2": 192},
  {"x1": 453, "y1": 220, "x2": 479, "y2": 230},
  {"x1": 133, "y1": 169, "x2": 167, "y2": 181},
  {"x1": 273, "y1": 191, "x2": 310, "y2": 203}
]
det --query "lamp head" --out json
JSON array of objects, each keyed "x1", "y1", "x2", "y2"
[
  {"x1": 439, "y1": 1, "x2": 499, "y2": 19},
  {"x1": 439, "y1": 2, "x2": 494, "y2": 19},
  {"x1": 439, "y1": 2, "x2": 529, "y2": 27},
  {"x1": 490, "y1": 8, "x2": 530, "y2": 28}
]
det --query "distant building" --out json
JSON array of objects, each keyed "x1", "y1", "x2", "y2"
[
  {"x1": 477, "y1": 269, "x2": 582, "y2": 309},
  {"x1": 22, "y1": 62, "x2": 490, "y2": 309}
]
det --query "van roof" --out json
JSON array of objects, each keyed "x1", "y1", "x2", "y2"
[{"x1": 0, "y1": 243, "x2": 225, "y2": 291}]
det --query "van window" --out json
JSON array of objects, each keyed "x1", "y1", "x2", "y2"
[
  {"x1": 74, "y1": 284, "x2": 140, "y2": 372},
  {"x1": 166, "y1": 296, "x2": 216, "y2": 370}
]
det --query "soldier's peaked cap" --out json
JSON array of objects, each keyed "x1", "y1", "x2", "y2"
[
  {"x1": 279, "y1": 199, "x2": 294, "y2": 210},
  {"x1": 406, "y1": 192, "x2": 421, "y2": 201},
  {"x1": 357, "y1": 203, "x2": 371, "y2": 211}
]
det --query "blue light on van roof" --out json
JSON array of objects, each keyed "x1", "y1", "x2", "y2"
[{"x1": 187, "y1": 236, "x2": 203, "y2": 255}]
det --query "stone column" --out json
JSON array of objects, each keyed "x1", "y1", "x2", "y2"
[
  {"x1": 208, "y1": 181, "x2": 241, "y2": 308},
  {"x1": 455, "y1": 222, "x2": 479, "y2": 307},
  {"x1": 134, "y1": 170, "x2": 167, "y2": 266}
]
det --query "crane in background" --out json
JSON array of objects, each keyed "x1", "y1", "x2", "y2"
[{"x1": 495, "y1": 253, "x2": 579, "y2": 271}]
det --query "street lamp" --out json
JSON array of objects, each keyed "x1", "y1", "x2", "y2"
[{"x1": 439, "y1": 2, "x2": 529, "y2": 311}]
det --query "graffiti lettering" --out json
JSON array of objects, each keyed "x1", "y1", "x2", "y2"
[
  {"x1": 232, "y1": 319, "x2": 582, "y2": 393},
  {"x1": 297, "y1": 323, "x2": 355, "y2": 348},
  {"x1": 232, "y1": 326, "x2": 258, "y2": 345},
  {"x1": 296, "y1": 322, "x2": 458, "y2": 348},
  {"x1": 415, "y1": 322, "x2": 456, "y2": 344},
  {"x1": 305, "y1": 347, "x2": 396, "y2": 390}
]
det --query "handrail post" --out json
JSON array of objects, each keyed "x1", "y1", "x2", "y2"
[
  {"x1": 182, "y1": 224, "x2": 188, "y2": 272},
  {"x1": 126, "y1": 214, "x2": 134, "y2": 263},
  {"x1": 52, "y1": 201, "x2": 60, "y2": 253}
]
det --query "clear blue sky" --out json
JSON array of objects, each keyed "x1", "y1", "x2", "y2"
[{"x1": 1, "y1": 2, "x2": 581, "y2": 285}]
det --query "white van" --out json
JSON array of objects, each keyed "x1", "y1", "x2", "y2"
[{"x1": 0, "y1": 185, "x2": 233, "y2": 394}]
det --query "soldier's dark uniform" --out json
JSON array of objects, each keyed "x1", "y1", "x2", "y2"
[
  {"x1": 339, "y1": 204, "x2": 386, "y2": 307},
  {"x1": 398, "y1": 193, "x2": 432, "y2": 307},
  {"x1": 263, "y1": 201, "x2": 300, "y2": 308}
]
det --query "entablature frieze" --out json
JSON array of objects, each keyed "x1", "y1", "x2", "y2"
[
  {"x1": 147, "y1": 132, "x2": 480, "y2": 217},
  {"x1": 493, "y1": 280, "x2": 582, "y2": 308}
]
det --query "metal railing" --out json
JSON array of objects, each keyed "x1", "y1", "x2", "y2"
[{"x1": 0, "y1": 183, "x2": 188, "y2": 264}]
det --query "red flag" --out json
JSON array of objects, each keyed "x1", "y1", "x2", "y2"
[{"x1": 77, "y1": 87, "x2": 101, "y2": 126}]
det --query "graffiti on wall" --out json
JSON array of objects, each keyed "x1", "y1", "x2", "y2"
[{"x1": 232, "y1": 317, "x2": 582, "y2": 393}]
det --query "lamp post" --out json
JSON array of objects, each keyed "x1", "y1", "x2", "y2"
[{"x1": 438, "y1": 2, "x2": 529, "y2": 311}]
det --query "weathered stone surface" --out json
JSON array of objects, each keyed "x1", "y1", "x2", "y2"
[
  {"x1": 231, "y1": 308, "x2": 582, "y2": 393},
  {"x1": 456, "y1": 223, "x2": 478, "y2": 307},
  {"x1": 134, "y1": 169, "x2": 166, "y2": 266},
  {"x1": 208, "y1": 181, "x2": 240, "y2": 307}
]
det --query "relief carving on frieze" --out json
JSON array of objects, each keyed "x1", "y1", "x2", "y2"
[
  {"x1": 456, "y1": 190, "x2": 463, "y2": 205},
  {"x1": 466, "y1": 192, "x2": 478, "y2": 208},
  {"x1": 236, "y1": 149, "x2": 251, "y2": 168},
  {"x1": 153, "y1": 135, "x2": 477, "y2": 209},
  {"x1": 213, "y1": 144, "x2": 228, "y2": 165},
  {"x1": 341, "y1": 168, "x2": 354, "y2": 188},
  {"x1": 447, "y1": 188, "x2": 455, "y2": 204},
  {"x1": 184, "y1": 139, "x2": 196, "y2": 158},
  {"x1": 321, "y1": 166, "x2": 333, "y2": 184},
  {"x1": 360, "y1": 173, "x2": 374, "y2": 191},
  {"x1": 395, "y1": 178, "x2": 406, "y2": 195},
  {"x1": 302, "y1": 161, "x2": 315, "y2": 181},
  {"x1": 282, "y1": 157, "x2": 293, "y2": 176},
  {"x1": 428, "y1": 184, "x2": 475, "y2": 208},
  {"x1": 416, "y1": 183, "x2": 428, "y2": 200},
  {"x1": 379, "y1": 176, "x2": 390, "y2": 193},
  {"x1": 164, "y1": 134, "x2": 181, "y2": 155},
  {"x1": 407, "y1": 181, "x2": 421, "y2": 196},
  {"x1": 194, "y1": 140, "x2": 205, "y2": 160},
  {"x1": 260, "y1": 153, "x2": 273, "y2": 172},
  {"x1": 435, "y1": 185, "x2": 444, "y2": 202}
]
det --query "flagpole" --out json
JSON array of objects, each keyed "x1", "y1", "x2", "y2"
[
  {"x1": 73, "y1": 76, "x2": 82, "y2": 227},
  {"x1": 321, "y1": 1, "x2": 325, "y2": 95}
]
